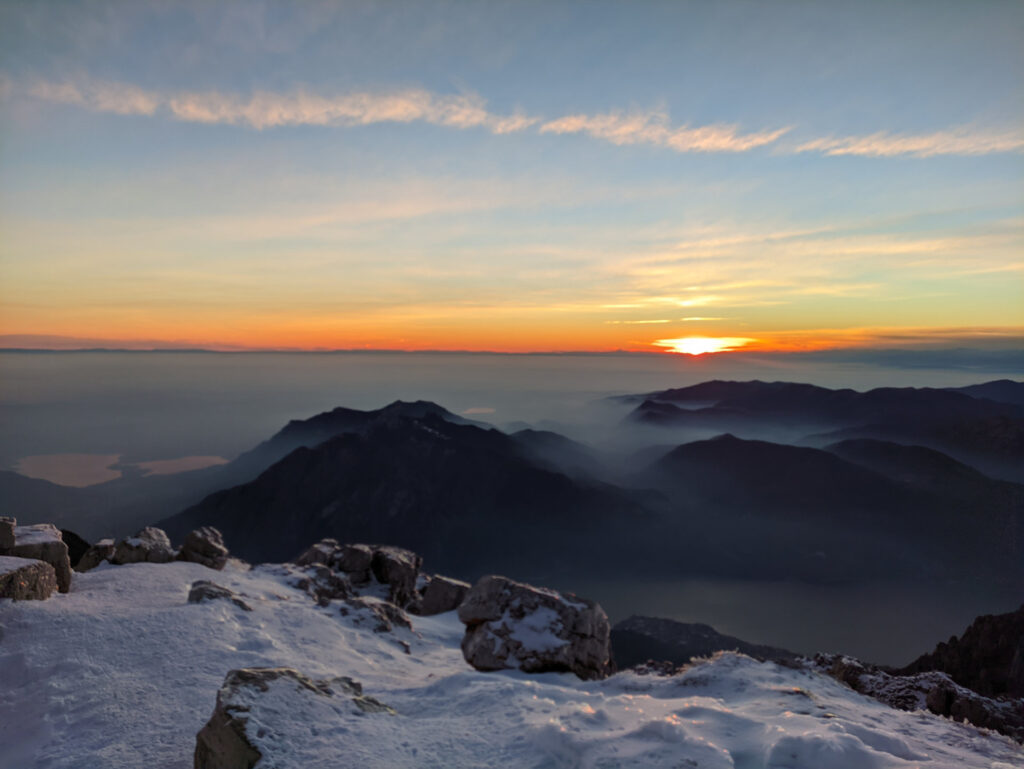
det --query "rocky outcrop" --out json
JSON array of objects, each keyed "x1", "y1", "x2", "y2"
[
  {"x1": 458, "y1": 575, "x2": 613, "y2": 680},
  {"x1": 415, "y1": 574, "x2": 471, "y2": 616},
  {"x1": 370, "y1": 546, "x2": 422, "y2": 608},
  {"x1": 76, "y1": 538, "x2": 115, "y2": 572},
  {"x1": 188, "y1": 580, "x2": 252, "y2": 612},
  {"x1": 295, "y1": 538, "x2": 339, "y2": 567},
  {"x1": 816, "y1": 653, "x2": 1024, "y2": 742},
  {"x1": 338, "y1": 596, "x2": 412, "y2": 634},
  {"x1": 333, "y1": 543, "x2": 373, "y2": 583},
  {"x1": 194, "y1": 668, "x2": 393, "y2": 769},
  {"x1": 5, "y1": 523, "x2": 73, "y2": 593},
  {"x1": 900, "y1": 604, "x2": 1024, "y2": 698},
  {"x1": 0, "y1": 556, "x2": 58, "y2": 600},
  {"x1": 178, "y1": 527, "x2": 229, "y2": 570},
  {"x1": 112, "y1": 527, "x2": 175, "y2": 565},
  {"x1": 0, "y1": 516, "x2": 17, "y2": 550},
  {"x1": 291, "y1": 564, "x2": 352, "y2": 606}
]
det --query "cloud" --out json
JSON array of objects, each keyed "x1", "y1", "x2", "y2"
[
  {"x1": 794, "y1": 127, "x2": 1024, "y2": 157},
  {"x1": 539, "y1": 108, "x2": 789, "y2": 153}
]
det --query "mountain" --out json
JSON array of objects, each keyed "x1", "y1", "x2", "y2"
[
  {"x1": 952, "y1": 379, "x2": 1024, "y2": 408},
  {"x1": 610, "y1": 615, "x2": 797, "y2": 669},
  {"x1": 161, "y1": 413, "x2": 654, "y2": 580}
]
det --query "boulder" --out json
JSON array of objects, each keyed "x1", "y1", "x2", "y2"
[
  {"x1": 59, "y1": 529, "x2": 91, "y2": 568},
  {"x1": 416, "y1": 574, "x2": 471, "y2": 616},
  {"x1": 333, "y1": 543, "x2": 374, "y2": 583},
  {"x1": 294, "y1": 538, "x2": 339, "y2": 567},
  {"x1": 0, "y1": 516, "x2": 16, "y2": 550},
  {"x1": 179, "y1": 527, "x2": 229, "y2": 570},
  {"x1": 291, "y1": 564, "x2": 352, "y2": 606},
  {"x1": 112, "y1": 527, "x2": 175, "y2": 565},
  {"x1": 0, "y1": 556, "x2": 57, "y2": 600},
  {"x1": 76, "y1": 538, "x2": 116, "y2": 572},
  {"x1": 370, "y1": 546, "x2": 422, "y2": 608},
  {"x1": 194, "y1": 668, "x2": 393, "y2": 769},
  {"x1": 188, "y1": 580, "x2": 252, "y2": 612},
  {"x1": 458, "y1": 575, "x2": 613, "y2": 680},
  {"x1": 338, "y1": 596, "x2": 412, "y2": 633},
  {"x1": 7, "y1": 524, "x2": 72, "y2": 593}
]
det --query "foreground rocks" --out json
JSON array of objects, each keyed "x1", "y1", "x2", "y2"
[
  {"x1": 188, "y1": 580, "x2": 252, "y2": 612},
  {"x1": 76, "y1": 539, "x2": 116, "y2": 572},
  {"x1": 417, "y1": 574, "x2": 471, "y2": 616},
  {"x1": 458, "y1": 575, "x2": 613, "y2": 680},
  {"x1": 2, "y1": 521, "x2": 73, "y2": 593},
  {"x1": 194, "y1": 668, "x2": 393, "y2": 769},
  {"x1": 0, "y1": 556, "x2": 58, "y2": 600},
  {"x1": 112, "y1": 527, "x2": 176, "y2": 564},
  {"x1": 178, "y1": 527, "x2": 230, "y2": 570}
]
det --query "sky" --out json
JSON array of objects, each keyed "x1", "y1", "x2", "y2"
[{"x1": 0, "y1": 0, "x2": 1022, "y2": 354}]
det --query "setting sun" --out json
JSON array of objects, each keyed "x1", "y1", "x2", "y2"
[{"x1": 653, "y1": 336, "x2": 756, "y2": 355}]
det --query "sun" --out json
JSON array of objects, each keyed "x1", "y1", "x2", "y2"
[{"x1": 653, "y1": 336, "x2": 755, "y2": 355}]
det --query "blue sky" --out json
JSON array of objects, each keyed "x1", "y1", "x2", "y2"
[{"x1": 1, "y1": 0, "x2": 1021, "y2": 351}]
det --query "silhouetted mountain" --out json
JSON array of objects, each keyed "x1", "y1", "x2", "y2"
[
  {"x1": 161, "y1": 414, "x2": 654, "y2": 581},
  {"x1": 509, "y1": 429, "x2": 607, "y2": 479},
  {"x1": 951, "y1": 380, "x2": 1024, "y2": 408},
  {"x1": 611, "y1": 615, "x2": 797, "y2": 669}
]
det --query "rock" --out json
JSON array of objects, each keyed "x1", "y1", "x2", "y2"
[
  {"x1": 458, "y1": 575, "x2": 613, "y2": 680},
  {"x1": 7, "y1": 524, "x2": 72, "y2": 593},
  {"x1": 187, "y1": 580, "x2": 252, "y2": 612},
  {"x1": 112, "y1": 527, "x2": 175, "y2": 565},
  {"x1": 0, "y1": 556, "x2": 58, "y2": 600},
  {"x1": 179, "y1": 527, "x2": 229, "y2": 570},
  {"x1": 76, "y1": 538, "x2": 116, "y2": 572},
  {"x1": 416, "y1": 574, "x2": 471, "y2": 616},
  {"x1": 194, "y1": 668, "x2": 393, "y2": 769},
  {"x1": 338, "y1": 596, "x2": 412, "y2": 633},
  {"x1": 0, "y1": 516, "x2": 16, "y2": 550},
  {"x1": 370, "y1": 546, "x2": 422, "y2": 608},
  {"x1": 294, "y1": 538, "x2": 339, "y2": 567},
  {"x1": 291, "y1": 564, "x2": 351, "y2": 606},
  {"x1": 59, "y1": 529, "x2": 91, "y2": 569},
  {"x1": 333, "y1": 543, "x2": 374, "y2": 582}
]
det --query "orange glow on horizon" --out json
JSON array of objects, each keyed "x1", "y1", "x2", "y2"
[{"x1": 653, "y1": 336, "x2": 757, "y2": 355}]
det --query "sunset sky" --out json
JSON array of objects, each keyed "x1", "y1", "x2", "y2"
[{"x1": 1, "y1": 1, "x2": 1022, "y2": 353}]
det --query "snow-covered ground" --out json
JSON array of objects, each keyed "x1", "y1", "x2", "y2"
[{"x1": 0, "y1": 560, "x2": 1020, "y2": 768}]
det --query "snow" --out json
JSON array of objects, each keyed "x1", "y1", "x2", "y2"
[
  {"x1": 12, "y1": 524, "x2": 62, "y2": 547},
  {"x1": 0, "y1": 560, "x2": 1020, "y2": 768},
  {"x1": 0, "y1": 555, "x2": 43, "y2": 574},
  {"x1": 504, "y1": 606, "x2": 567, "y2": 653}
]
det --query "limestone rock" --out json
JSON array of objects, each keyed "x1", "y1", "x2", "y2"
[
  {"x1": 179, "y1": 527, "x2": 229, "y2": 570},
  {"x1": 0, "y1": 556, "x2": 57, "y2": 600},
  {"x1": 8, "y1": 524, "x2": 72, "y2": 593},
  {"x1": 194, "y1": 668, "x2": 393, "y2": 769},
  {"x1": 416, "y1": 574, "x2": 471, "y2": 616},
  {"x1": 76, "y1": 539, "x2": 116, "y2": 572},
  {"x1": 188, "y1": 580, "x2": 252, "y2": 612},
  {"x1": 458, "y1": 575, "x2": 613, "y2": 680},
  {"x1": 112, "y1": 527, "x2": 175, "y2": 565},
  {"x1": 371, "y1": 546, "x2": 422, "y2": 608},
  {"x1": 294, "y1": 538, "x2": 339, "y2": 567},
  {"x1": 0, "y1": 516, "x2": 16, "y2": 550}
]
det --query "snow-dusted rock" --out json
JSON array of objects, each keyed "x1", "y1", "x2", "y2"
[
  {"x1": 0, "y1": 555, "x2": 57, "y2": 600},
  {"x1": 416, "y1": 574, "x2": 471, "y2": 616},
  {"x1": 188, "y1": 580, "x2": 252, "y2": 612},
  {"x1": 295, "y1": 538, "x2": 339, "y2": 567},
  {"x1": 292, "y1": 564, "x2": 352, "y2": 606},
  {"x1": 332, "y1": 543, "x2": 374, "y2": 582},
  {"x1": 370, "y1": 545, "x2": 422, "y2": 608},
  {"x1": 7, "y1": 523, "x2": 72, "y2": 593},
  {"x1": 338, "y1": 596, "x2": 412, "y2": 633},
  {"x1": 178, "y1": 526, "x2": 230, "y2": 570},
  {"x1": 0, "y1": 516, "x2": 17, "y2": 550},
  {"x1": 193, "y1": 667, "x2": 393, "y2": 769},
  {"x1": 76, "y1": 538, "x2": 116, "y2": 572},
  {"x1": 112, "y1": 527, "x2": 175, "y2": 565},
  {"x1": 458, "y1": 575, "x2": 613, "y2": 680}
]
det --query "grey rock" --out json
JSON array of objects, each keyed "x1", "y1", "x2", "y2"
[
  {"x1": 0, "y1": 556, "x2": 57, "y2": 600},
  {"x1": 0, "y1": 516, "x2": 17, "y2": 550},
  {"x1": 112, "y1": 527, "x2": 175, "y2": 565},
  {"x1": 8, "y1": 524, "x2": 72, "y2": 593},
  {"x1": 76, "y1": 539, "x2": 116, "y2": 572},
  {"x1": 194, "y1": 668, "x2": 393, "y2": 769},
  {"x1": 188, "y1": 580, "x2": 252, "y2": 612},
  {"x1": 333, "y1": 543, "x2": 374, "y2": 579},
  {"x1": 339, "y1": 596, "x2": 412, "y2": 633},
  {"x1": 416, "y1": 574, "x2": 471, "y2": 616},
  {"x1": 295, "y1": 538, "x2": 339, "y2": 567},
  {"x1": 458, "y1": 575, "x2": 613, "y2": 680},
  {"x1": 370, "y1": 546, "x2": 422, "y2": 608},
  {"x1": 179, "y1": 527, "x2": 229, "y2": 570},
  {"x1": 291, "y1": 564, "x2": 352, "y2": 606}
]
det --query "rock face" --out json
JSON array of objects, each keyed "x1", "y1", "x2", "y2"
[
  {"x1": 291, "y1": 564, "x2": 352, "y2": 606},
  {"x1": 900, "y1": 604, "x2": 1024, "y2": 698},
  {"x1": 338, "y1": 596, "x2": 412, "y2": 634},
  {"x1": 0, "y1": 516, "x2": 16, "y2": 550},
  {"x1": 416, "y1": 574, "x2": 471, "y2": 616},
  {"x1": 295, "y1": 538, "x2": 339, "y2": 567},
  {"x1": 112, "y1": 527, "x2": 175, "y2": 565},
  {"x1": 333, "y1": 543, "x2": 373, "y2": 583},
  {"x1": 458, "y1": 575, "x2": 613, "y2": 680},
  {"x1": 194, "y1": 668, "x2": 393, "y2": 769},
  {"x1": 179, "y1": 527, "x2": 229, "y2": 570},
  {"x1": 6, "y1": 523, "x2": 73, "y2": 593},
  {"x1": 0, "y1": 556, "x2": 58, "y2": 600},
  {"x1": 76, "y1": 539, "x2": 116, "y2": 572},
  {"x1": 371, "y1": 546, "x2": 422, "y2": 608},
  {"x1": 188, "y1": 581, "x2": 252, "y2": 612}
]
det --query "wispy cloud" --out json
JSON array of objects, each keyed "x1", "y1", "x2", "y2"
[
  {"x1": 539, "y1": 108, "x2": 789, "y2": 153},
  {"x1": 794, "y1": 127, "x2": 1024, "y2": 157}
]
